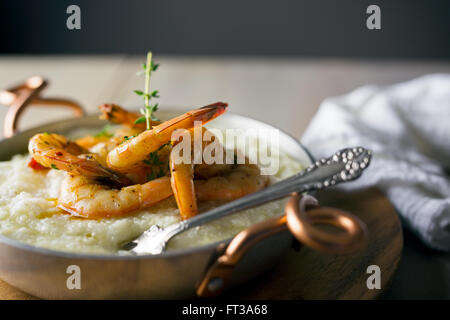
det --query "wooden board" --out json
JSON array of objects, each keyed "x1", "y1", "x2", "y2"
[
  {"x1": 0, "y1": 187, "x2": 402, "y2": 300},
  {"x1": 228, "y1": 187, "x2": 403, "y2": 300}
]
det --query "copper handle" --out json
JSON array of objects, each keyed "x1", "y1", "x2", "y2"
[
  {"x1": 0, "y1": 76, "x2": 85, "y2": 138},
  {"x1": 197, "y1": 194, "x2": 368, "y2": 297},
  {"x1": 196, "y1": 214, "x2": 288, "y2": 297},
  {"x1": 286, "y1": 194, "x2": 367, "y2": 254}
]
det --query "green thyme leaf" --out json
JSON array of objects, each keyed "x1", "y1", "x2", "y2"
[
  {"x1": 134, "y1": 117, "x2": 146, "y2": 124},
  {"x1": 146, "y1": 167, "x2": 166, "y2": 181},
  {"x1": 151, "y1": 63, "x2": 160, "y2": 71}
]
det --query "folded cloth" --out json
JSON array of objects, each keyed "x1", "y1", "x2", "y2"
[{"x1": 302, "y1": 74, "x2": 450, "y2": 251}]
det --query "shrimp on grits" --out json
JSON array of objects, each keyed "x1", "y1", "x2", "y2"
[{"x1": 28, "y1": 103, "x2": 268, "y2": 220}]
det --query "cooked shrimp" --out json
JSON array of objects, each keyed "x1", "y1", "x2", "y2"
[
  {"x1": 99, "y1": 103, "x2": 160, "y2": 129},
  {"x1": 86, "y1": 126, "x2": 144, "y2": 161},
  {"x1": 75, "y1": 135, "x2": 110, "y2": 150},
  {"x1": 29, "y1": 133, "x2": 130, "y2": 185},
  {"x1": 170, "y1": 147, "x2": 197, "y2": 220},
  {"x1": 76, "y1": 103, "x2": 151, "y2": 150},
  {"x1": 86, "y1": 127, "x2": 172, "y2": 184},
  {"x1": 106, "y1": 102, "x2": 228, "y2": 171},
  {"x1": 75, "y1": 103, "x2": 153, "y2": 151},
  {"x1": 169, "y1": 127, "x2": 231, "y2": 219},
  {"x1": 125, "y1": 142, "x2": 172, "y2": 184},
  {"x1": 58, "y1": 174, "x2": 173, "y2": 219},
  {"x1": 169, "y1": 130, "x2": 267, "y2": 219},
  {"x1": 194, "y1": 164, "x2": 269, "y2": 201},
  {"x1": 171, "y1": 157, "x2": 268, "y2": 219}
]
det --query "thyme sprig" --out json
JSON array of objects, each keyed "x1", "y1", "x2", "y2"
[{"x1": 134, "y1": 51, "x2": 160, "y2": 129}]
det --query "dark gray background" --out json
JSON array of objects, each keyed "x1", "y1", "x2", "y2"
[{"x1": 1, "y1": 0, "x2": 449, "y2": 59}]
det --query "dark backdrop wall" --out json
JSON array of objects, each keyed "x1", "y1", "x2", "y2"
[{"x1": 1, "y1": 0, "x2": 449, "y2": 59}]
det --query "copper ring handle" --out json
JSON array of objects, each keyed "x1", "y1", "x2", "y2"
[
  {"x1": 286, "y1": 193, "x2": 367, "y2": 254},
  {"x1": 0, "y1": 76, "x2": 85, "y2": 138},
  {"x1": 197, "y1": 194, "x2": 368, "y2": 297}
]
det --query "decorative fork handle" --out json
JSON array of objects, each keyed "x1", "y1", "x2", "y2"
[{"x1": 128, "y1": 147, "x2": 372, "y2": 254}]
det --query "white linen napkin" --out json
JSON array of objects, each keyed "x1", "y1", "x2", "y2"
[{"x1": 302, "y1": 74, "x2": 450, "y2": 251}]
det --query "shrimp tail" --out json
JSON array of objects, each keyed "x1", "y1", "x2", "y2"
[
  {"x1": 47, "y1": 154, "x2": 132, "y2": 186},
  {"x1": 99, "y1": 103, "x2": 159, "y2": 128},
  {"x1": 198, "y1": 102, "x2": 228, "y2": 121}
]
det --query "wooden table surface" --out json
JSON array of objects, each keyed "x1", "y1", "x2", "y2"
[{"x1": 0, "y1": 56, "x2": 449, "y2": 299}]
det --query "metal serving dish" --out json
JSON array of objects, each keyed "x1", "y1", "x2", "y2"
[{"x1": 0, "y1": 77, "x2": 366, "y2": 299}]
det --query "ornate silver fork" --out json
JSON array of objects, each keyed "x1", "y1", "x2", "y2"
[{"x1": 122, "y1": 147, "x2": 372, "y2": 255}]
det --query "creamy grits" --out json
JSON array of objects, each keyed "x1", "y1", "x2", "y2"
[{"x1": 0, "y1": 148, "x2": 304, "y2": 255}]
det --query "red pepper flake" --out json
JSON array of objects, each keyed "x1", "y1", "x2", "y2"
[{"x1": 28, "y1": 158, "x2": 49, "y2": 171}]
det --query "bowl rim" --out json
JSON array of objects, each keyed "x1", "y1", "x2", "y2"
[{"x1": 0, "y1": 110, "x2": 314, "y2": 260}]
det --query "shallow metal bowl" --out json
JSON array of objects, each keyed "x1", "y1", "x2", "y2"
[{"x1": 0, "y1": 111, "x2": 313, "y2": 299}]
